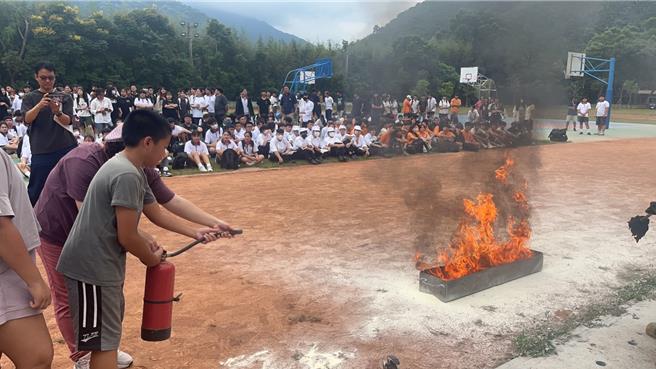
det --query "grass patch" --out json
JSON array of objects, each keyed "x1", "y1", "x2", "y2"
[{"x1": 513, "y1": 270, "x2": 656, "y2": 357}]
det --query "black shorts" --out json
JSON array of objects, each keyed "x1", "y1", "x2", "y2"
[
  {"x1": 596, "y1": 117, "x2": 606, "y2": 126},
  {"x1": 66, "y1": 278, "x2": 124, "y2": 352},
  {"x1": 578, "y1": 116, "x2": 589, "y2": 123}
]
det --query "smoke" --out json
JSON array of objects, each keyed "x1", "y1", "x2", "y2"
[{"x1": 364, "y1": 145, "x2": 542, "y2": 263}]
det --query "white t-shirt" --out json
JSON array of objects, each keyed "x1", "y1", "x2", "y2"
[
  {"x1": 321, "y1": 135, "x2": 340, "y2": 148},
  {"x1": 240, "y1": 98, "x2": 250, "y2": 115},
  {"x1": 89, "y1": 98, "x2": 113, "y2": 124},
  {"x1": 207, "y1": 95, "x2": 216, "y2": 113},
  {"x1": 292, "y1": 136, "x2": 308, "y2": 150},
  {"x1": 217, "y1": 139, "x2": 238, "y2": 152},
  {"x1": 20, "y1": 134, "x2": 31, "y2": 164},
  {"x1": 577, "y1": 102, "x2": 592, "y2": 117},
  {"x1": 14, "y1": 122, "x2": 28, "y2": 138},
  {"x1": 190, "y1": 96, "x2": 208, "y2": 118},
  {"x1": 134, "y1": 97, "x2": 153, "y2": 110},
  {"x1": 204, "y1": 129, "x2": 222, "y2": 145},
  {"x1": 257, "y1": 133, "x2": 271, "y2": 147},
  {"x1": 0, "y1": 133, "x2": 9, "y2": 146},
  {"x1": 184, "y1": 140, "x2": 209, "y2": 155},
  {"x1": 234, "y1": 128, "x2": 245, "y2": 141},
  {"x1": 301, "y1": 100, "x2": 314, "y2": 122},
  {"x1": 238, "y1": 141, "x2": 258, "y2": 156},
  {"x1": 353, "y1": 134, "x2": 368, "y2": 148},
  {"x1": 269, "y1": 137, "x2": 291, "y2": 154},
  {"x1": 11, "y1": 96, "x2": 22, "y2": 112},
  {"x1": 596, "y1": 101, "x2": 610, "y2": 117},
  {"x1": 324, "y1": 96, "x2": 334, "y2": 110}
]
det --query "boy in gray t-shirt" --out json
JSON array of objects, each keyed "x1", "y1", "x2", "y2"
[{"x1": 56, "y1": 110, "x2": 217, "y2": 369}]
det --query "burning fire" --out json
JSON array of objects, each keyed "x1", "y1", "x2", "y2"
[{"x1": 417, "y1": 156, "x2": 533, "y2": 280}]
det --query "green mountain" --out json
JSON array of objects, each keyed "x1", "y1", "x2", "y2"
[{"x1": 75, "y1": 0, "x2": 307, "y2": 44}]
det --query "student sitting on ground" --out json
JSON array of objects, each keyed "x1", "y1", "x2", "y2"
[
  {"x1": 257, "y1": 127, "x2": 272, "y2": 156},
  {"x1": 461, "y1": 122, "x2": 481, "y2": 151},
  {"x1": 405, "y1": 124, "x2": 425, "y2": 154},
  {"x1": 18, "y1": 133, "x2": 32, "y2": 177},
  {"x1": 321, "y1": 127, "x2": 348, "y2": 162},
  {"x1": 310, "y1": 126, "x2": 328, "y2": 158},
  {"x1": 216, "y1": 132, "x2": 240, "y2": 169},
  {"x1": 269, "y1": 128, "x2": 295, "y2": 164},
  {"x1": 184, "y1": 131, "x2": 213, "y2": 172},
  {"x1": 418, "y1": 123, "x2": 433, "y2": 152},
  {"x1": 204, "y1": 120, "x2": 222, "y2": 156},
  {"x1": 435, "y1": 126, "x2": 461, "y2": 152},
  {"x1": 238, "y1": 131, "x2": 264, "y2": 167},
  {"x1": 292, "y1": 128, "x2": 321, "y2": 164},
  {"x1": 0, "y1": 121, "x2": 18, "y2": 154},
  {"x1": 352, "y1": 125, "x2": 370, "y2": 157}
]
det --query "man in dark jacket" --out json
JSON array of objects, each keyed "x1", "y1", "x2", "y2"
[
  {"x1": 214, "y1": 88, "x2": 228, "y2": 124},
  {"x1": 235, "y1": 89, "x2": 254, "y2": 118}
]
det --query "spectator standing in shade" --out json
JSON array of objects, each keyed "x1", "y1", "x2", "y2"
[
  {"x1": 133, "y1": 90, "x2": 154, "y2": 111},
  {"x1": 178, "y1": 90, "x2": 190, "y2": 118},
  {"x1": 235, "y1": 89, "x2": 254, "y2": 118},
  {"x1": 116, "y1": 89, "x2": 133, "y2": 121},
  {"x1": 324, "y1": 91, "x2": 334, "y2": 121},
  {"x1": 565, "y1": 97, "x2": 577, "y2": 131},
  {"x1": 256, "y1": 90, "x2": 271, "y2": 119},
  {"x1": 449, "y1": 95, "x2": 461, "y2": 123},
  {"x1": 205, "y1": 88, "x2": 216, "y2": 118},
  {"x1": 279, "y1": 86, "x2": 297, "y2": 119},
  {"x1": 162, "y1": 92, "x2": 179, "y2": 121},
  {"x1": 190, "y1": 89, "x2": 208, "y2": 125},
  {"x1": 214, "y1": 88, "x2": 228, "y2": 124},
  {"x1": 22, "y1": 62, "x2": 77, "y2": 205},
  {"x1": 577, "y1": 97, "x2": 592, "y2": 135}
]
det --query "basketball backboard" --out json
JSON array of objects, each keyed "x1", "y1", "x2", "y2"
[
  {"x1": 565, "y1": 52, "x2": 585, "y2": 79},
  {"x1": 460, "y1": 67, "x2": 478, "y2": 84}
]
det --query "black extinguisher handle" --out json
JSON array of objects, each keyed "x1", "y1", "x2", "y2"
[{"x1": 164, "y1": 229, "x2": 243, "y2": 258}]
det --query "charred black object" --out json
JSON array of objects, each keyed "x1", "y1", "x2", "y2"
[
  {"x1": 628, "y1": 202, "x2": 656, "y2": 243},
  {"x1": 381, "y1": 355, "x2": 400, "y2": 369},
  {"x1": 419, "y1": 250, "x2": 543, "y2": 302}
]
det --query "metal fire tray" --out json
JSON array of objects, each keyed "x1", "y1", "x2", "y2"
[{"x1": 419, "y1": 250, "x2": 543, "y2": 302}]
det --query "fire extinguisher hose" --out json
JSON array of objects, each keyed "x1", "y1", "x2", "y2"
[{"x1": 165, "y1": 229, "x2": 243, "y2": 258}]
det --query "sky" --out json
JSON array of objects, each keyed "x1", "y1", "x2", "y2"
[{"x1": 184, "y1": 1, "x2": 421, "y2": 43}]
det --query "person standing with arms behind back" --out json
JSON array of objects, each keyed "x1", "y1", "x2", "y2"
[
  {"x1": 565, "y1": 97, "x2": 578, "y2": 131},
  {"x1": 22, "y1": 61, "x2": 77, "y2": 205},
  {"x1": 595, "y1": 95, "x2": 610, "y2": 136}
]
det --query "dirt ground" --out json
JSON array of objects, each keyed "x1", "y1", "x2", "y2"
[{"x1": 4, "y1": 137, "x2": 656, "y2": 369}]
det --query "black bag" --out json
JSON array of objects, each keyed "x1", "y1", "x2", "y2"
[
  {"x1": 172, "y1": 153, "x2": 189, "y2": 169},
  {"x1": 220, "y1": 148, "x2": 239, "y2": 170},
  {"x1": 548, "y1": 129, "x2": 568, "y2": 142}
]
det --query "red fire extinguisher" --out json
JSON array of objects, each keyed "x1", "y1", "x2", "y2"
[{"x1": 141, "y1": 229, "x2": 242, "y2": 341}]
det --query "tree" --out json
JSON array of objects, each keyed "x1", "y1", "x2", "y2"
[{"x1": 411, "y1": 79, "x2": 430, "y2": 97}]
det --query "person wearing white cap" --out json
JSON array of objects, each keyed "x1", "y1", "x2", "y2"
[
  {"x1": 352, "y1": 125, "x2": 370, "y2": 157},
  {"x1": 269, "y1": 128, "x2": 295, "y2": 164},
  {"x1": 336, "y1": 124, "x2": 355, "y2": 156},
  {"x1": 321, "y1": 126, "x2": 347, "y2": 162},
  {"x1": 310, "y1": 126, "x2": 327, "y2": 157},
  {"x1": 184, "y1": 131, "x2": 213, "y2": 172},
  {"x1": 290, "y1": 125, "x2": 300, "y2": 144},
  {"x1": 292, "y1": 127, "x2": 320, "y2": 164},
  {"x1": 204, "y1": 119, "x2": 223, "y2": 156}
]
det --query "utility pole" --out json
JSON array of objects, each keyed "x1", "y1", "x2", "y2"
[
  {"x1": 342, "y1": 40, "x2": 349, "y2": 80},
  {"x1": 180, "y1": 21, "x2": 199, "y2": 67}
]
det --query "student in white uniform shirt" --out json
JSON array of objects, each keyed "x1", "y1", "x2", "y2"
[
  {"x1": 257, "y1": 128, "x2": 272, "y2": 157},
  {"x1": 216, "y1": 132, "x2": 239, "y2": 159},
  {"x1": 292, "y1": 128, "x2": 321, "y2": 164},
  {"x1": 17, "y1": 133, "x2": 31, "y2": 177},
  {"x1": 324, "y1": 91, "x2": 334, "y2": 121},
  {"x1": 309, "y1": 126, "x2": 326, "y2": 159},
  {"x1": 269, "y1": 128, "x2": 295, "y2": 164},
  {"x1": 190, "y1": 90, "x2": 208, "y2": 125},
  {"x1": 89, "y1": 88, "x2": 113, "y2": 134},
  {"x1": 245, "y1": 121, "x2": 259, "y2": 143},
  {"x1": 234, "y1": 117, "x2": 247, "y2": 142},
  {"x1": 238, "y1": 131, "x2": 264, "y2": 166},
  {"x1": 321, "y1": 127, "x2": 348, "y2": 162},
  {"x1": 352, "y1": 125, "x2": 370, "y2": 157},
  {"x1": 300, "y1": 94, "x2": 314, "y2": 127},
  {"x1": 184, "y1": 131, "x2": 213, "y2": 172},
  {"x1": 204, "y1": 121, "x2": 223, "y2": 156},
  {"x1": 576, "y1": 97, "x2": 592, "y2": 135},
  {"x1": 290, "y1": 125, "x2": 301, "y2": 144},
  {"x1": 13, "y1": 112, "x2": 28, "y2": 138},
  {"x1": 595, "y1": 95, "x2": 610, "y2": 136},
  {"x1": 336, "y1": 125, "x2": 355, "y2": 155},
  {"x1": 133, "y1": 91, "x2": 154, "y2": 110}
]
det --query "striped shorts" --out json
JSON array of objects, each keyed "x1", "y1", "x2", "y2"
[{"x1": 65, "y1": 278, "x2": 124, "y2": 352}]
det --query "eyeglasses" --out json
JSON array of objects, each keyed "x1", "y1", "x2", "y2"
[{"x1": 38, "y1": 76, "x2": 55, "y2": 81}]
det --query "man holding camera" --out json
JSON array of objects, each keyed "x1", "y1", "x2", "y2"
[{"x1": 22, "y1": 62, "x2": 77, "y2": 205}]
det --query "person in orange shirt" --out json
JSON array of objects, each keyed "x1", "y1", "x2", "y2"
[
  {"x1": 462, "y1": 122, "x2": 481, "y2": 151},
  {"x1": 402, "y1": 95, "x2": 412, "y2": 116},
  {"x1": 405, "y1": 124, "x2": 425, "y2": 154},
  {"x1": 450, "y1": 95, "x2": 462, "y2": 123},
  {"x1": 418, "y1": 123, "x2": 432, "y2": 151}
]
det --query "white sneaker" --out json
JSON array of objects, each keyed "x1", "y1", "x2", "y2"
[
  {"x1": 73, "y1": 350, "x2": 133, "y2": 369},
  {"x1": 198, "y1": 164, "x2": 208, "y2": 172},
  {"x1": 206, "y1": 164, "x2": 213, "y2": 172},
  {"x1": 117, "y1": 350, "x2": 134, "y2": 368}
]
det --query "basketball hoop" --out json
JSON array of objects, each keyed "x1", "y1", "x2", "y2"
[{"x1": 460, "y1": 67, "x2": 478, "y2": 84}]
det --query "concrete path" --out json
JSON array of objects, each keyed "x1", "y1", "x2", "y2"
[{"x1": 498, "y1": 300, "x2": 656, "y2": 369}]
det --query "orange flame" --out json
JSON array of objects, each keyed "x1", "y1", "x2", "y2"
[{"x1": 418, "y1": 155, "x2": 532, "y2": 280}]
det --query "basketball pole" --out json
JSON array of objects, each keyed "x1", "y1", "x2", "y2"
[{"x1": 605, "y1": 57, "x2": 615, "y2": 128}]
